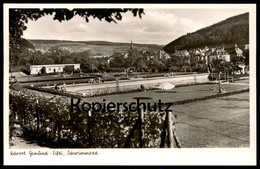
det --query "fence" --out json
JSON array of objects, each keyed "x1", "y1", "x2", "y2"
[
  {"x1": 208, "y1": 72, "x2": 234, "y2": 82},
  {"x1": 9, "y1": 89, "x2": 181, "y2": 148}
]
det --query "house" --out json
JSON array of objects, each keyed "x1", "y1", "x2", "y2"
[
  {"x1": 203, "y1": 46, "x2": 209, "y2": 51},
  {"x1": 205, "y1": 48, "x2": 216, "y2": 64},
  {"x1": 224, "y1": 44, "x2": 247, "y2": 74},
  {"x1": 245, "y1": 44, "x2": 249, "y2": 50},
  {"x1": 30, "y1": 64, "x2": 80, "y2": 75},
  {"x1": 159, "y1": 50, "x2": 171, "y2": 60},
  {"x1": 189, "y1": 49, "x2": 201, "y2": 62},
  {"x1": 207, "y1": 48, "x2": 230, "y2": 63},
  {"x1": 199, "y1": 46, "x2": 209, "y2": 55},
  {"x1": 224, "y1": 43, "x2": 244, "y2": 61},
  {"x1": 124, "y1": 53, "x2": 129, "y2": 59},
  {"x1": 174, "y1": 50, "x2": 190, "y2": 58},
  {"x1": 197, "y1": 46, "x2": 210, "y2": 62},
  {"x1": 194, "y1": 49, "x2": 201, "y2": 56}
]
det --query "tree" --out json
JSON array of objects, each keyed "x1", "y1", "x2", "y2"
[
  {"x1": 181, "y1": 65, "x2": 189, "y2": 72},
  {"x1": 244, "y1": 49, "x2": 249, "y2": 66},
  {"x1": 109, "y1": 52, "x2": 126, "y2": 68},
  {"x1": 44, "y1": 46, "x2": 71, "y2": 64},
  {"x1": 135, "y1": 57, "x2": 148, "y2": 72},
  {"x1": 169, "y1": 65, "x2": 179, "y2": 72},
  {"x1": 211, "y1": 58, "x2": 232, "y2": 74},
  {"x1": 45, "y1": 58, "x2": 55, "y2": 64},
  {"x1": 96, "y1": 57, "x2": 109, "y2": 72}
]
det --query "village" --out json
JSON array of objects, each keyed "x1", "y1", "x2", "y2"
[
  {"x1": 10, "y1": 41, "x2": 249, "y2": 85},
  {"x1": 172, "y1": 43, "x2": 249, "y2": 74}
]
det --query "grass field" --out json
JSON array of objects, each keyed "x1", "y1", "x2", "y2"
[
  {"x1": 172, "y1": 92, "x2": 249, "y2": 147},
  {"x1": 82, "y1": 79, "x2": 249, "y2": 104}
]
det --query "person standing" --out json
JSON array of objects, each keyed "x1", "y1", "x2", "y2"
[{"x1": 63, "y1": 82, "x2": 66, "y2": 91}]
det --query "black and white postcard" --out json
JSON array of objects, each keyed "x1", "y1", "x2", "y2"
[{"x1": 3, "y1": 3, "x2": 257, "y2": 165}]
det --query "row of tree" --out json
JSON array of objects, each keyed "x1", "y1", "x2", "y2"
[
  {"x1": 11, "y1": 44, "x2": 249, "y2": 74},
  {"x1": 10, "y1": 45, "x2": 210, "y2": 73}
]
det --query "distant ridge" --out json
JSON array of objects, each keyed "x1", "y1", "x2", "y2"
[
  {"x1": 28, "y1": 39, "x2": 163, "y2": 48},
  {"x1": 163, "y1": 12, "x2": 249, "y2": 53},
  {"x1": 27, "y1": 39, "x2": 163, "y2": 56}
]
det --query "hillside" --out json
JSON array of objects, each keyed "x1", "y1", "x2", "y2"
[
  {"x1": 28, "y1": 39, "x2": 163, "y2": 56},
  {"x1": 163, "y1": 12, "x2": 249, "y2": 53}
]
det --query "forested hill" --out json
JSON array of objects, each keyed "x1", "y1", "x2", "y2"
[{"x1": 163, "y1": 12, "x2": 249, "y2": 53}]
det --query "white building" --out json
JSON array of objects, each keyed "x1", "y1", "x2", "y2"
[
  {"x1": 30, "y1": 64, "x2": 80, "y2": 75},
  {"x1": 207, "y1": 48, "x2": 230, "y2": 63},
  {"x1": 245, "y1": 44, "x2": 249, "y2": 50}
]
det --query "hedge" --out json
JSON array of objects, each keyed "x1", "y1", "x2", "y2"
[
  {"x1": 19, "y1": 75, "x2": 130, "y2": 84},
  {"x1": 19, "y1": 76, "x2": 97, "y2": 83},
  {"x1": 9, "y1": 89, "x2": 166, "y2": 148}
]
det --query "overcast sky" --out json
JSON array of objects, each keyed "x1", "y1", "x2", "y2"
[{"x1": 23, "y1": 8, "x2": 249, "y2": 45}]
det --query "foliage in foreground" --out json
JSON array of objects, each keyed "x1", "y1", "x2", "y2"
[{"x1": 9, "y1": 89, "x2": 165, "y2": 148}]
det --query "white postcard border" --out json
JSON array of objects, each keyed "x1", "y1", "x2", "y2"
[{"x1": 3, "y1": 3, "x2": 257, "y2": 165}]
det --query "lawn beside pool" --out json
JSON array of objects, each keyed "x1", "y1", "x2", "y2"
[{"x1": 172, "y1": 92, "x2": 249, "y2": 147}]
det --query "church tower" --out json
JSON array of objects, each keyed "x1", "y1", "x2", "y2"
[{"x1": 130, "y1": 40, "x2": 133, "y2": 50}]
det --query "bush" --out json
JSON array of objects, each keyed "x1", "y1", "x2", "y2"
[
  {"x1": 21, "y1": 68, "x2": 30, "y2": 75},
  {"x1": 19, "y1": 76, "x2": 96, "y2": 83},
  {"x1": 106, "y1": 68, "x2": 126, "y2": 73}
]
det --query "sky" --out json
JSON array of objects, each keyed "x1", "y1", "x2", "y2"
[{"x1": 22, "y1": 8, "x2": 249, "y2": 45}]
